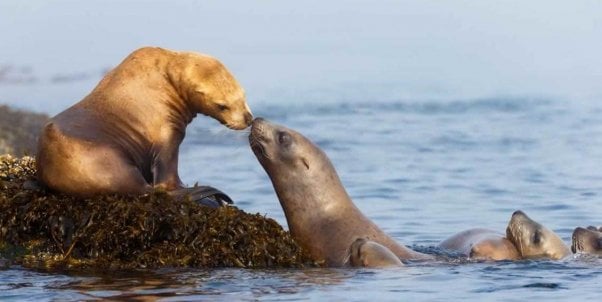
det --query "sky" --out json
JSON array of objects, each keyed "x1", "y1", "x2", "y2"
[{"x1": 1, "y1": 0, "x2": 601, "y2": 112}]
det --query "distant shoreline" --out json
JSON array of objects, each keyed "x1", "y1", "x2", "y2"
[
  {"x1": 0, "y1": 104, "x2": 48, "y2": 156},
  {"x1": 0, "y1": 64, "x2": 109, "y2": 85}
]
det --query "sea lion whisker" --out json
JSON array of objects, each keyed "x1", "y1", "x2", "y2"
[
  {"x1": 215, "y1": 127, "x2": 249, "y2": 136},
  {"x1": 575, "y1": 240, "x2": 583, "y2": 252},
  {"x1": 249, "y1": 138, "x2": 270, "y2": 159},
  {"x1": 343, "y1": 250, "x2": 353, "y2": 266}
]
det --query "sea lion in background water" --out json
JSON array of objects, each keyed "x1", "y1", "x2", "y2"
[
  {"x1": 572, "y1": 226, "x2": 602, "y2": 255},
  {"x1": 506, "y1": 210, "x2": 571, "y2": 260},
  {"x1": 36, "y1": 47, "x2": 253, "y2": 205},
  {"x1": 249, "y1": 118, "x2": 432, "y2": 267},
  {"x1": 439, "y1": 228, "x2": 520, "y2": 260}
]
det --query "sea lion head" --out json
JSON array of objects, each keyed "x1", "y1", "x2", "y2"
[
  {"x1": 248, "y1": 118, "x2": 343, "y2": 210},
  {"x1": 572, "y1": 226, "x2": 602, "y2": 255},
  {"x1": 172, "y1": 52, "x2": 253, "y2": 130},
  {"x1": 506, "y1": 210, "x2": 571, "y2": 260},
  {"x1": 249, "y1": 118, "x2": 326, "y2": 178}
]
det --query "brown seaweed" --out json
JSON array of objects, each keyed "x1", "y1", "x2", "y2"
[{"x1": 0, "y1": 155, "x2": 318, "y2": 270}]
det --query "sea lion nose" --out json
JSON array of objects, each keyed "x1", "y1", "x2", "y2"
[
  {"x1": 244, "y1": 112, "x2": 253, "y2": 126},
  {"x1": 512, "y1": 210, "x2": 525, "y2": 218},
  {"x1": 250, "y1": 117, "x2": 265, "y2": 132},
  {"x1": 573, "y1": 227, "x2": 586, "y2": 236}
]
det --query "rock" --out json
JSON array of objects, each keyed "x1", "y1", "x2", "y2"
[
  {"x1": 0, "y1": 155, "x2": 317, "y2": 270},
  {"x1": 0, "y1": 105, "x2": 48, "y2": 156}
]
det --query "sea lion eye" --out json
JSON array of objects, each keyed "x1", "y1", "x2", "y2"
[
  {"x1": 217, "y1": 104, "x2": 229, "y2": 111},
  {"x1": 533, "y1": 232, "x2": 541, "y2": 244},
  {"x1": 277, "y1": 131, "x2": 291, "y2": 146}
]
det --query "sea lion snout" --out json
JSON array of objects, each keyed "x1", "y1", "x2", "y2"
[
  {"x1": 572, "y1": 227, "x2": 588, "y2": 253},
  {"x1": 249, "y1": 118, "x2": 270, "y2": 159},
  {"x1": 250, "y1": 118, "x2": 267, "y2": 139},
  {"x1": 244, "y1": 112, "x2": 253, "y2": 126},
  {"x1": 224, "y1": 110, "x2": 254, "y2": 130},
  {"x1": 572, "y1": 227, "x2": 602, "y2": 254},
  {"x1": 511, "y1": 210, "x2": 526, "y2": 219},
  {"x1": 252, "y1": 117, "x2": 266, "y2": 126}
]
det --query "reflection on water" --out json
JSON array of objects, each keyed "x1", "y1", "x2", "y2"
[
  {"x1": 2, "y1": 97, "x2": 602, "y2": 300},
  {"x1": 4, "y1": 258, "x2": 602, "y2": 300},
  {"x1": 29, "y1": 268, "x2": 357, "y2": 301}
]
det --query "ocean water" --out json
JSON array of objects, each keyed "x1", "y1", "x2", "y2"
[{"x1": 2, "y1": 97, "x2": 602, "y2": 301}]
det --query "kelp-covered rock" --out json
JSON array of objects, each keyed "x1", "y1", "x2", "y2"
[
  {"x1": 0, "y1": 155, "x2": 317, "y2": 269},
  {"x1": 0, "y1": 105, "x2": 49, "y2": 156}
]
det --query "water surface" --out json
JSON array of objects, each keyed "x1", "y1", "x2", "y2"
[{"x1": 3, "y1": 97, "x2": 602, "y2": 301}]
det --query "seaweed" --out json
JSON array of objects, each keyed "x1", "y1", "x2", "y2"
[{"x1": 0, "y1": 154, "x2": 318, "y2": 270}]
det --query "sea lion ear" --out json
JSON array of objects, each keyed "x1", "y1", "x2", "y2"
[{"x1": 301, "y1": 157, "x2": 310, "y2": 170}]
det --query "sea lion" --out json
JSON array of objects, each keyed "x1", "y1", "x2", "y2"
[
  {"x1": 506, "y1": 210, "x2": 571, "y2": 260},
  {"x1": 36, "y1": 47, "x2": 253, "y2": 204},
  {"x1": 249, "y1": 118, "x2": 432, "y2": 267},
  {"x1": 439, "y1": 228, "x2": 520, "y2": 260},
  {"x1": 572, "y1": 226, "x2": 602, "y2": 255}
]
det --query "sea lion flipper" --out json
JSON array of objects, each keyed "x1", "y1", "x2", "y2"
[
  {"x1": 348, "y1": 238, "x2": 404, "y2": 268},
  {"x1": 171, "y1": 185, "x2": 234, "y2": 208},
  {"x1": 190, "y1": 185, "x2": 234, "y2": 206}
]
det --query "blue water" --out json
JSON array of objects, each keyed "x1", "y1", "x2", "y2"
[
  {"x1": 2, "y1": 1, "x2": 602, "y2": 299},
  {"x1": 3, "y1": 97, "x2": 602, "y2": 301}
]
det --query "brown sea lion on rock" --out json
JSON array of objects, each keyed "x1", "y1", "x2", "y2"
[
  {"x1": 36, "y1": 47, "x2": 253, "y2": 206},
  {"x1": 249, "y1": 118, "x2": 432, "y2": 267}
]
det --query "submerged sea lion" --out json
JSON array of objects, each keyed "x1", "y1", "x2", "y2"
[
  {"x1": 572, "y1": 226, "x2": 602, "y2": 255},
  {"x1": 36, "y1": 47, "x2": 252, "y2": 205},
  {"x1": 249, "y1": 118, "x2": 432, "y2": 267},
  {"x1": 439, "y1": 228, "x2": 520, "y2": 260},
  {"x1": 506, "y1": 210, "x2": 571, "y2": 260}
]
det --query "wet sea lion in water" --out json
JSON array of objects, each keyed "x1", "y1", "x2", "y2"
[
  {"x1": 36, "y1": 47, "x2": 253, "y2": 205},
  {"x1": 572, "y1": 226, "x2": 602, "y2": 255},
  {"x1": 249, "y1": 118, "x2": 432, "y2": 267},
  {"x1": 506, "y1": 210, "x2": 571, "y2": 260},
  {"x1": 439, "y1": 228, "x2": 520, "y2": 260}
]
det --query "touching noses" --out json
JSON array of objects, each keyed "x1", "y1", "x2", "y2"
[{"x1": 244, "y1": 112, "x2": 253, "y2": 126}]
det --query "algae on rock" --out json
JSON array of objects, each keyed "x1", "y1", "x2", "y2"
[{"x1": 0, "y1": 155, "x2": 316, "y2": 269}]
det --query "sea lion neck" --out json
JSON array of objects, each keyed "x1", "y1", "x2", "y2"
[
  {"x1": 272, "y1": 150, "x2": 355, "y2": 227},
  {"x1": 116, "y1": 47, "x2": 195, "y2": 128}
]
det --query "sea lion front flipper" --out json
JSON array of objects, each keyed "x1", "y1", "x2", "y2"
[
  {"x1": 348, "y1": 238, "x2": 404, "y2": 268},
  {"x1": 171, "y1": 186, "x2": 234, "y2": 208}
]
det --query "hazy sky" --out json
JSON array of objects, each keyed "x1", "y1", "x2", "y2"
[{"x1": 1, "y1": 0, "x2": 601, "y2": 111}]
